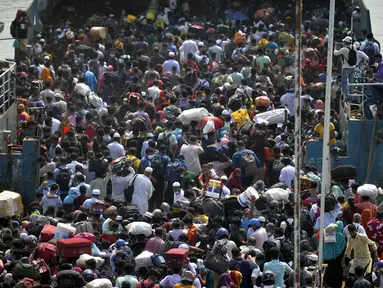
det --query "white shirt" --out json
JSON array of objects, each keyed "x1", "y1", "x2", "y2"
[
  {"x1": 279, "y1": 165, "x2": 295, "y2": 188},
  {"x1": 179, "y1": 40, "x2": 199, "y2": 63},
  {"x1": 169, "y1": 228, "x2": 188, "y2": 241},
  {"x1": 40, "y1": 89, "x2": 54, "y2": 103},
  {"x1": 208, "y1": 45, "x2": 224, "y2": 63},
  {"x1": 343, "y1": 222, "x2": 366, "y2": 239},
  {"x1": 73, "y1": 82, "x2": 91, "y2": 97},
  {"x1": 356, "y1": 50, "x2": 369, "y2": 66},
  {"x1": 334, "y1": 45, "x2": 355, "y2": 68},
  {"x1": 163, "y1": 59, "x2": 180, "y2": 74},
  {"x1": 180, "y1": 143, "x2": 204, "y2": 174},
  {"x1": 43, "y1": 118, "x2": 60, "y2": 134},
  {"x1": 66, "y1": 160, "x2": 84, "y2": 174},
  {"x1": 111, "y1": 167, "x2": 135, "y2": 202},
  {"x1": 250, "y1": 227, "x2": 269, "y2": 252},
  {"x1": 280, "y1": 92, "x2": 295, "y2": 116},
  {"x1": 107, "y1": 141, "x2": 125, "y2": 159},
  {"x1": 147, "y1": 85, "x2": 161, "y2": 101},
  {"x1": 132, "y1": 174, "x2": 153, "y2": 215}
]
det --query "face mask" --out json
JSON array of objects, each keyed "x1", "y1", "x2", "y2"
[{"x1": 148, "y1": 155, "x2": 154, "y2": 160}]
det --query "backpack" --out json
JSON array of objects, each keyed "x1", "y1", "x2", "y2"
[
  {"x1": 10, "y1": 20, "x2": 17, "y2": 38},
  {"x1": 363, "y1": 42, "x2": 376, "y2": 66},
  {"x1": 89, "y1": 200, "x2": 106, "y2": 215},
  {"x1": 15, "y1": 278, "x2": 42, "y2": 288},
  {"x1": 103, "y1": 71, "x2": 121, "y2": 87},
  {"x1": 204, "y1": 239, "x2": 230, "y2": 274},
  {"x1": 57, "y1": 270, "x2": 86, "y2": 288},
  {"x1": 346, "y1": 47, "x2": 357, "y2": 66},
  {"x1": 161, "y1": 132, "x2": 173, "y2": 149},
  {"x1": 156, "y1": 19, "x2": 165, "y2": 30},
  {"x1": 239, "y1": 151, "x2": 258, "y2": 177},
  {"x1": 124, "y1": 174, "x2": 138, "y2": 203},
  {"x1": 56, "y1": 168, "x2": 71, "y2": 191},
  {"x1": 151, "y1": 153, "x2": 165, "y2": 177},
  {"x1": 279, "y1": 238, "x2": 294, "y2": 263},
  {"x1": 166, "y1": 160, "x2": 186, "y2": 183},
  {"x1": 37, "y1": 243, "x2": 58, "y2": 266},
  {"x1": 164, "y1": 106, "x2": 179, "y2": 121},
  {"x1": 269, "y1": 159, "x2": 284, "y2": 186}
]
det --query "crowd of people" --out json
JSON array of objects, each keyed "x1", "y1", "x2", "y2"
[{"x1": 2, "y1": 0, "x2": 383, "y2": 287}]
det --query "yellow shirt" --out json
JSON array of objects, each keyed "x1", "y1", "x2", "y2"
[
  {"x1": 345, "y1": 233, "x2": 377, "y2": 259},
  {"x1": 127, "y1": 154, "x2": 140, "y2": 171},
  {"x1": 174, "y1": 285, "x2": 196, "y2": 288},
  {"x1": 313, "y1": 122, "x2": 336, "y2": 145}
]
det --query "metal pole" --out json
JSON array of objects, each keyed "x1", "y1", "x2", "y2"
[
  {"x1": 318, "y1": 0, "x2": 336, "y2": 286},
  {"x1": 294, "y1": 0, "x2": 302, "y2": 286}
]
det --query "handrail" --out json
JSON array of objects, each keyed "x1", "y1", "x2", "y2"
[{"x1": 0, "y1": 60, "x2": 16, "y2": 114}]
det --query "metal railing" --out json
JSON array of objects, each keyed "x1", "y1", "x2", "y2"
[{"x1": 0, "y1": 60, "x2": 16, "y2": 114}]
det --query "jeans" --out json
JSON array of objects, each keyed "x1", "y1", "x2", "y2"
[
  {"x1": 342, "y1": 67, "x2": 355, "y2": 100},
  {"x1": 363, "y1": 86, "x2": 383, "y2": 119}
]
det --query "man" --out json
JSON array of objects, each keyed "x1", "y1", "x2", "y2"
[
  {"x1": 66, "y1": 153, "x2": 83, "y2": 174},
  {"x1": 151, "y1": 47, "x2": 165, "y2": 65},
  {"x1": 145, "y1": 227, "x2": 165, "y2": 254},
  {"x1": 133, "y1": 34, "x2": 149, "y2": 56},
  {"x1": 158, "y1": 120, "x2": 178, "y2": 156},
  {"x1": 131, "y1": 167, "x2": 153, "y2": 215},
  {"x1": 280, "y1": 83, "x2": 295, "y2": 118},
  {"x1": 342, "y1": 224, "x2": 378, "y2": 275},
  {"x1": 179, "y1": 34, "x2": 199, "y2": 64},
  {"x1": 147, "y1": 80, "x2": 161, "y2": 102},
  {"x1": 353, "y1": 265, "x2": 372, "y2": 288},
  {"x1": 40, "y1": 183, "x2": 62, "y2": 216},
  {"x1": 334, "y1": 36, "x2": 356, "y2": 99},
  {"x1": 312, "y1": 115, "x2": 337, "y2": 146},
  {"x1": 344, "y1": 213, "x2": 366, "y2": 239},
  {"x1": 208, "y1": 39, "x2": 224, "y2": 63},
  {"x1": 249, "y1": 218, "x2": 268, "y2": 251},
  {"x1": 163, "y1": 52, "x2": 180, "y2": 74},
  {"x1": 111, "y1": 165, "x2": 135, "y2": 203},
  {"x1": 83, "y1": 188, "x2": 102, "y2": 209},
  {"x1": 363, "y1": 54, "x2": 383, "y2": 119},
  {"x1": 367, "y1": 211, "x2": 383, "y2": 252},
  {"x1": 360, "y1": 33, "x2": 380, "y2": 66},
  {"x1": 279, "y1": 157, "x2": 295, "y2": 188},
  {"x1": 232, "y1": 140, "x2": 261, "y2": 186},
  {"x1": 180, "y1": 135, "x2": 204, "y2": 174},
  {"x1": 230, "y1": 65, "x2": 244, "y2": 85},
  {"x1": 173, "y1": 182, "x2": 188, "y2": 206},
  {"x1": 264, "y1": 247, "x2": 293, "y2": 288},
  {"x1": 134, "y1": 101, "x2": 152, "y2": 130},
  {"x1": 255, "y1": 48, "x2": 272, "y2": 71},
  {"x1": 37, "y1": 156, "x2": 56, "y2": 178},
  {"x1": 230, "y1": 247, "x2": 257, "y2": 288},
  {"x1": 107, "y1": 133, "x2": 124, "y2": 159}
]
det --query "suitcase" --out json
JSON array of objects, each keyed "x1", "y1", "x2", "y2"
[
  {"x1": 165, "y1": 248, "x2": 189, "y2": 268},
  {"x1": 57, "y1": 238, "x2": 92, "y2": 259},
  {"x1": 331, "y1": 165, "x2": 357, "y2": 180},
  {"x1": 73, "y1": 221, "x2": 93, "y2": 234},
  {"x1": 40, "y1": 224, "x2": 57, "y2": 242}
]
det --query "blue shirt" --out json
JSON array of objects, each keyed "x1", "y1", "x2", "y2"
[
  {"x1": 140, "y1": 157, "x2": 151, "y2": 171},
  {"x1": 232, "y1": 149, "x2": 261, "y2": 176},
  {"x1": 263, "y1": 260, "x2": 293, "y2": 288},
  {"x1": 83, "y1": 197, "x2": 97, "y2": 209},
  {"x1": 37, "y1": 179, "x2": 60, "y2": 196},
  {"x1": 314, "y1": 203, "x2": 341, "y2": 231}
]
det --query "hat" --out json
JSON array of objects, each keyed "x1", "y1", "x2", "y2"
[
  {"x1": 54, "y1": 93, "x2": 64, "y2": 99},
  {"x1": 270, "y1": 200, "x2": 278, "y2": 207},
  {"x1": 169, "y1": 51, "x2": 175, "y2": 58},
  {"x1": 342, "y1": 36, "x2": 352, "y2": 43},
  {"x1": 173, "y1": 182, "x2": 181, "y2": 187},
  {"x1": 221, "y1": 175, "x2": 228, "y2": 181},
  {"x1": 144, "y1": 212, "x2": 153, "y2": 219},
  {"x1": 92, "y1": 189, "x2": 101, "y2": 196},
  {"x1": 198, "y1": 42, "x2": 204, "y2": 47},
  {"x1": 181, "y1": 270, "x2": 195, "y2": 282},
  {"x1": 377, "y1": 260, "x2": 383, "y2": 268},
  {"x1": 116, "y1": 215, "x2": 123, "y2": 221},
  {"x1": 115, "y1": 239, "x2": 127, "y2": 248},
  {"x1": 258, "y1": 216, "x2": 266, "y2": 223},
  {"x1": 113, "y1": 132, "x2": 120, "y2": 138},
  {"x1": 18, "y1": 103, "x2": 25, "y2": 110},
  {"x1": 147, "y1": 133, "x2": 154, "y2": 138},
  {"x1": 309, "y1": 254, "x2": 318, "y2": 262},
  {"x1": 222, "y1": 110, "x2": 230, "y2": 116},
  {"x1": 19, "y1": 233, "x2": 28, "y2": 240},
  {"x1": 145, "y1": 167, "x2": 153, "y2": 173}
]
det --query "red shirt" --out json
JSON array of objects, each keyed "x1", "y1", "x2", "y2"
[{"x1": 367, "y1": 219, "x2": 383, "y2": 250}]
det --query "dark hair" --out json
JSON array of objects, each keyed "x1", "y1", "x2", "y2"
[
  {"x1": 347, "y1": 224, "x2": 357, "y2": 233},
  {"x1": 268, "y1": 247, "x2": 280, "y2": 259}
]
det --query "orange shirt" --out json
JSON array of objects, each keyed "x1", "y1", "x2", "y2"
[{"x1": 187, "y1": 225, "x2": 197, "y2": 246}]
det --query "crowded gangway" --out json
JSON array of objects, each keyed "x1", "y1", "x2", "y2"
[{"x1": 1, "y1": 0, "x2": 383, "y2": 287}]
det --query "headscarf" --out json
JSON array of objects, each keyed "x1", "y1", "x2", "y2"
[
  {"x1": 227, "y1": 168, "x2": 244, "y2": 191},
  {"x1": 323, "y1": 220, "x2": 346, "y2": 260},
  {"x1": 217, "y1": 273, "x2": 232, "y2": 288},
  {"x1": 315, "y1": 100, "x2": 324, "y2": 110},
  {"x1": 39, "y1": 67, "x2": 54, "y2": 88},
  {"x1": 229, "y1": 270, "x2": 243, "y2": 288}
]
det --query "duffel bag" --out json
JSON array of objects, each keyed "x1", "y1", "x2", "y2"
[
  {"x1": 57, "y1": 238, "x2": 92, "y2": 259},
  {"x1": 331, "y1": 165, "x2": 356, "y2": 180}
]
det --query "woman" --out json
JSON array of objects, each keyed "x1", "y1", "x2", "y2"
[
  {"x1": 322, "y1": 220, "x2": 346, "y2": 288},
  {"x1": 227, "y1": 168, "x2": 244, "y2": 191},
  {"x1": 217, "y1": 273, "x2": 232, "y2": 288}
]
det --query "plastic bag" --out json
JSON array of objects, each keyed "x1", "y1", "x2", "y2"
[
  {"x1": 76, "y1": 254, "x2": 105, "y2": 269},
  {"x1": 135, "y1": 251, "x2": 154, "y2": 269},
  {"x1": 255, "y1": 108, "x2": 288, "y2": 125},
  {"x1": 357, "y1": 184, "x2": 378, "y2": 199},
  {"x1": 178, "y1": 108, "x2": 211, "y2": 124},
  {"x1": 126, "y1": 221, "x2": 153, "y2": 236},
  {"x1": 264, "y1": 188, "x2": 290, "y2": 202}
]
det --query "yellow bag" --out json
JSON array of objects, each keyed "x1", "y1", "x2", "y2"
[
  {"x1": 231, "y1": 109, "x2": 250, "y2": 128},
  {"x1": 127, "y1": 15, "x2": 137, "y2": 24}
]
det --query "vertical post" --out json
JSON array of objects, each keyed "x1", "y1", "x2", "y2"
[
  {"x1": 22, "y1": 138, "x2": 39, "y2": 203},
  {"x1": 318, "y1": 0, "x2": 336, "y2": 286},
  {"x1": 294, "y1": 0, "x2": 302, "y2": 286}
]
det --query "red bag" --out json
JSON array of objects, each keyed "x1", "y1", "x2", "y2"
[
  {"x1": 165, "y1": 248, "x2": 189, "y2": 268},
  {"x1": 74, "y1": 232, "x2": 97, "y2": 243},
  {"x1": 57, "y1": 238, "x2": 92, "y2": 259},
  {"x1": 37, "y1": 243, "x2": 58, "y2": 265},
  {"x1": 40, "y1": 224, "x2": 57, "y2": 242}
]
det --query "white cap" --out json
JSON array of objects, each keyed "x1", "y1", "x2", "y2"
[
  {"x1": 92, "y1": 189, "x2": 101, "y2": 195},
  {"x1": 116, "y1": 215, "x2": 123, "y2": 221},
  {"x1": 198, "y1": 42, "x2": 204, "y2": 47},
  {"x1": 258, "y1": 216, "x2": 266, "y2": 223},
  {"x1": 145, "y1": 167, "x2": 153, "y2": 173},
  {"x1": 353, "y1": 41, "x2": 360, "y2": 49},
  {"x1": 145, "y1": 212, "x2": 153, "y2": 218},
  {"x1": 221, "y1": 175, "x2": 228, "y2": 181},
  {"x1": 179, "y1": 243, "x2": 190, "y2": 250},
  {"x1": 113, "y1": 132, "x2": 120, "y2": 138},
  {"x1": 169, "y1": 51, "x2": 175, "y2": 57},
  {"x1": 222, "y1": 110, "x2": 230, "y2": 116},
  {"x1": 54, "y1": 93, "x2": 64, "y2": 99},
  {"x1": 342, "y1": 36, "x2": 352, "y2": 43},
  {"x1": 173, "y1": 182, "x2": 181, "y2": 187}
]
